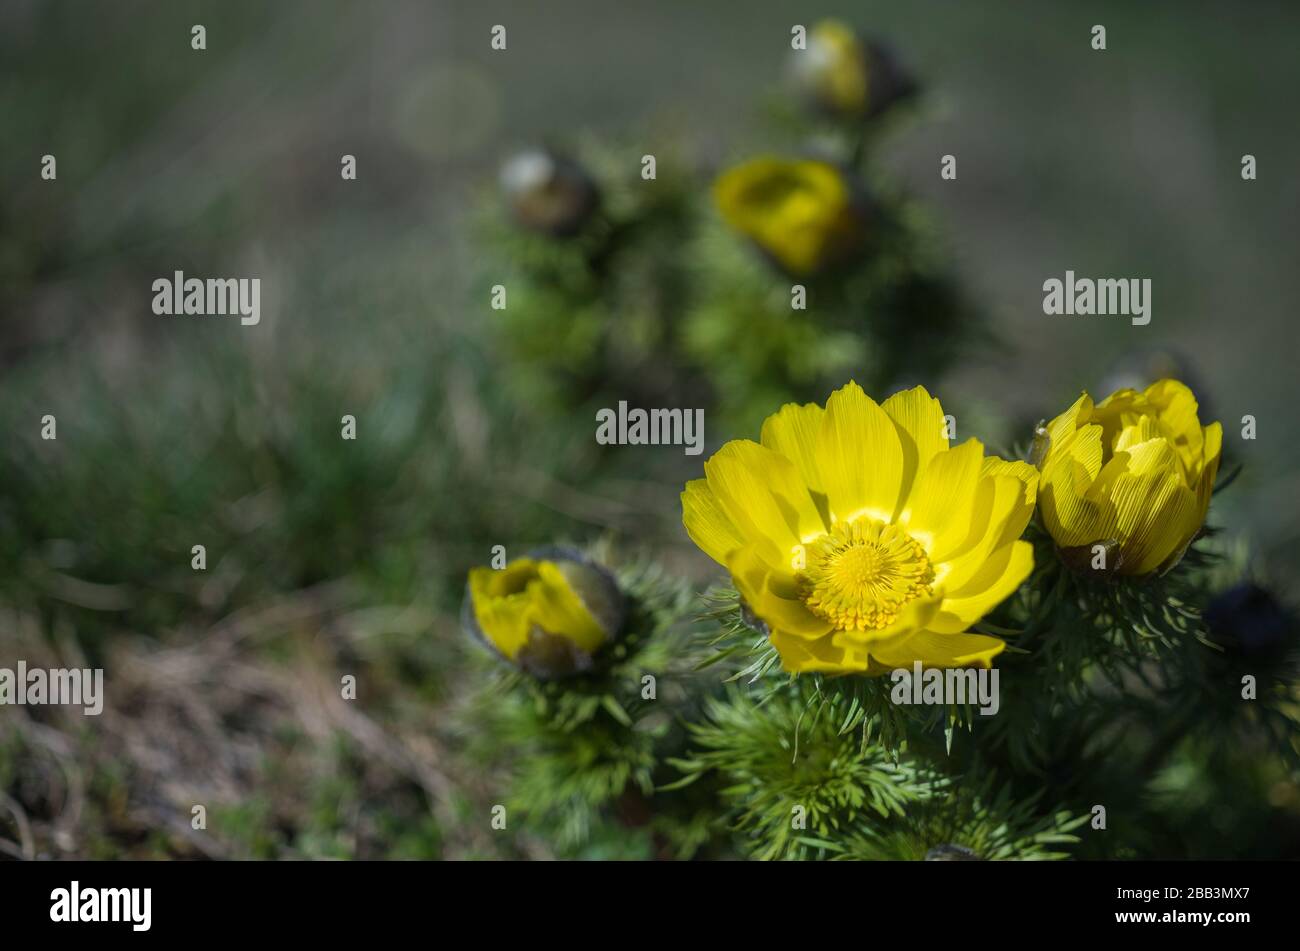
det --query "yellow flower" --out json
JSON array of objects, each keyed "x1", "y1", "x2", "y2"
[
  {"x1": 465, "y1": 550, "x2": 623, "y2": 678},
  {"x1": 792, "y1": 20, "x2": 870, "y2": 115},
  {"x1": 1035, "y1": 379, "x2": 1222, "y2": 577},
  {"x1": 682, "y1": 382, "x2": 1037, "y2": 675},
  {"x1": 789, "y1": 21, "x2": 917, "y2": 119},
  {"x1": 713, "y1": 157, "x2": 865, "y2": 277}
]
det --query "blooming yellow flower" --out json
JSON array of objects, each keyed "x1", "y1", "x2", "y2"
[
  {"x1": 1035, "y1": 379, "x2": 1222, "y2": 577},
  {"x1": 713, "y1": 157, "x2": 865, "y2": 277},
  {"x1": 465, "y1": 551, "x2": 623, "y2": 678},
  {"x1": 682, "y1": 382, "x2": 1037, "y2": 675}
]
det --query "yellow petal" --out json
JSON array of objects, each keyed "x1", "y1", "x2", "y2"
[
  {"x1": 815, "y1": 381, "x2": 905, "y2": 523},
  {"x1": 1120, "y1": 436, "x2": 1180, "y2": 478},
  {"x1": 1045, "y1": 392, "x2": 1093, "y2": 450},
  {"x1": 704, "y1": 439, "x2": 827, "y2": 562},
  {"x1": 935, "y1": 473, "x2": 1032, "y2": 591},
  {"x1": 682, "y1": 478, "x2": 746, "y2": 566},
  {"x1": 756, "y1": 577, "x2": 835, "y2": 641},
  {"x1": 1196, "y1": 422, "x2": 1223, "y2": 503},
  {"x1": 903, "y1": 438, "x2": 986, "y2": 560},
  {"x1": 725, "y1": 544, "x2": 779, "y2": 613},
  {"x1": 919, "y1": 458, "x2": 1035, "y2": 573},
  {"x1": 529, "y1": 562, "x2": 607, "y2": 653},
  {"x1": 1058, "y1": 424, "x2": 1106, "y2": 485},
  {"x1": 1111, "y1": 469, "x2": 1199, "y2": 575},
  {"x1": 1040, "y1": 447, "x2": 1115, "y2": 547},
  {"x1": 982, "y1": 457, "x2": 1038, "y2": 506},
  {"x1": 832, "y1": 593, "x2": 942, "y2": 649},
  {"x1": 931, "y1": 540, "x2": 1033, "y2": 633},
  {"x1": 769, "y1": 628, "x2": 860, "y2": 674},
  {"x1": 1202, "y1": 420, "x2": 1223, "y2": 468},
  {"x1": 979, "y1": 458, "x2": 1039, "y2": 547},
  {"x1": 868, "y1": 629, "x2": 1006, "y2": 670},
  {"x1": 1113, "y1": 416, "x2": 1163, "y2": 455},
  {"x1": 1145, "y1": 378, "x2": 1203, "y2": 455},
  {"x1": 760, "y1": 400, "x2": 827, "y2": 495},
  {"x1": 882, "y1": 385, "x2": 949, "y2": 505},
  {"x1": 469, "y1": 565, "x2": 533, "y2": 658}
]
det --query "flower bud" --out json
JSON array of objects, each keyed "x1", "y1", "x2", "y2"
[
  {"x1": 713, "y1": 156, "x2": 869, "y2": 277},
  {"x1": 1205, "y1": 583, "x2": 1295, "y2": 662},
  {"x1": 789, "y1": 20, "x2": 917, "y2": 120},
  {"x1": 463, "y1": 547, "x2": 624, "y2": 679},
  {"x1": 499, "y1": 150, "x2": 599, "y2": 238},
  {"x1": 1036, "y1": 380, "x2": 1222, "y2": 578},
  {"x1": 1099, "y1": 347, "x2": 1213, "y2": 423}
]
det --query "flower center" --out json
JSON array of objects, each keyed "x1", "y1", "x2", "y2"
[{"x1": 797, "y1": 518, "x2": 934, "y2": 631}]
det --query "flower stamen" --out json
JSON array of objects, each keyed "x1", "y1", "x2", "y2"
[{"x1": 797, "y1": 518, "x2": 934, "y2": 630}]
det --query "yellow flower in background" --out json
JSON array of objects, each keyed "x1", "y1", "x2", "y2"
[
  {"x1": 465, "y1": 551, "x2": 623, "y2": 678},
  {"x1": 1035, "y1": 379, "x2": 1222, "y2": 577},
  {"x1": 788, "y1": 20, "x2": 918, "y2": 120},
  {"x1": 793, "y1": 20, "x2": 869, "y2": 115},
  {"x1": 714, "y1": 157, "x2": 865, "y2": 277},
  {"x1": 682, "y1": 382, "x2": 1037, "y2": 675}
]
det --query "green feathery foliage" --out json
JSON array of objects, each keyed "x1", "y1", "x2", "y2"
[{"x1": 669, "y1": 686, "x2": 935, "y2": 860}]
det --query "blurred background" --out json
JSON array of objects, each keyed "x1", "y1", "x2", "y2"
[{"x1": 1, "y1": 0, "x2": 1297, "y2": 858}]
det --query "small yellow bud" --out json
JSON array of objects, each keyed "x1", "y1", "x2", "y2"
[{"x1": 463, "y1": 547, "x2": 624, "y2": 678}]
